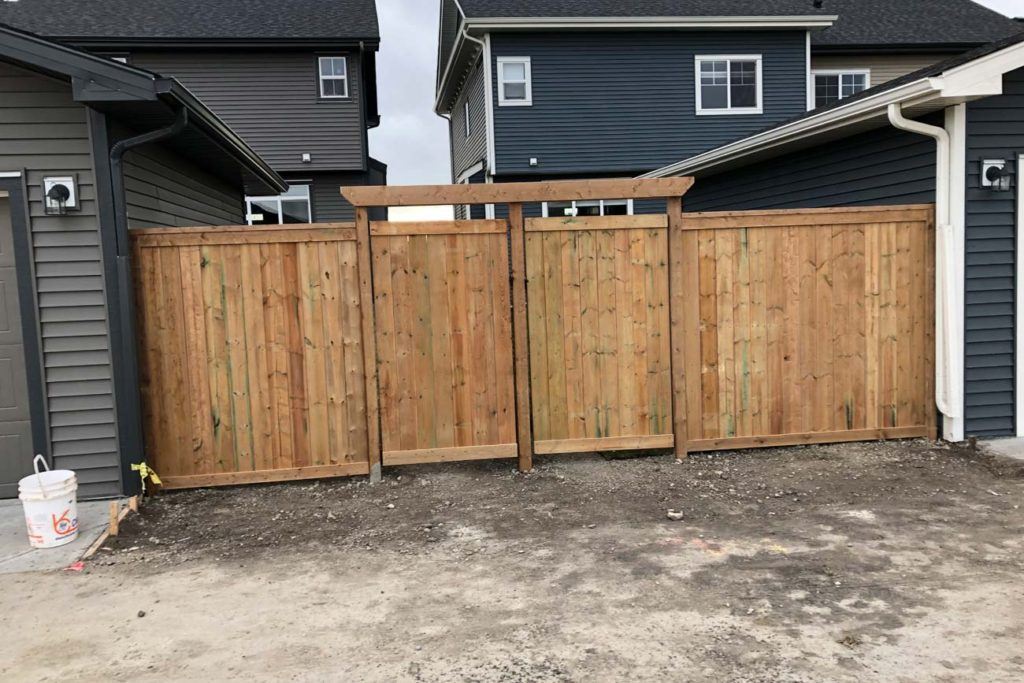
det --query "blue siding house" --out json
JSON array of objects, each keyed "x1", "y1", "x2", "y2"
[
  {"x1": 437, "y1": 0, "x2": 1021, "y2": 217},
  {"x1": 645, "y1": 32, "x2": 1024, "y2": 443}
]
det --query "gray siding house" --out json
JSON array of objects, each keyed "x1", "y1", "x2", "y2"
[
  {"x1": 0, "y1": 25, "x2": 285, "y2": 498},
  {"x1": 0, "y1": 0, "x2": 386, "y2": 224},
  {"x1": 644, "y1": 31, "x2": 1024, "y2": 444},
  {"x1": 436, "y1": 0, "x2": 1021, "y2": 218}
]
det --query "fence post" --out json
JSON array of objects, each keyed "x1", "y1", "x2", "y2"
[
  {"x1": 355, "y1": 206, "x2": 383, "y2": 482},
  {"x1": 508, "y1": 202, "x2": 535, "y2": 472},
  {"x1": 667, "y1": 196, "x2": 690, "y2": 460}
]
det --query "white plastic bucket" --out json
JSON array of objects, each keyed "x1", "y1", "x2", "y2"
[{"x1": 19, "y1": 455, "x2": 79, "y2": 549}]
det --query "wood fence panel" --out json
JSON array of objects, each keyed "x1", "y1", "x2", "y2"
[
  {"x1": 370, "y1": 220, "x2": 517, "y2": 465},
  {"x1": 681, "y1": 206, "x2": 936, "y2": 451},
  {"x1": 525, "y1": 216, "x2": 674, "y2": 454},
  {"x1": 132, "y1": 225, "x2": 371, "y2": 489}
]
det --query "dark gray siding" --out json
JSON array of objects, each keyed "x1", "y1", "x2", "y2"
[
  {"x1": 451, "y1": 58, "x2": 488, "y2": 179},
  {"x1": 0, "y1": 62, "x2": 121, "y2": 498},
  {"x1": 490, "y1": 30, "x2": 809, "y2": 176},
  {"x1": 122, "y1": 143, "x2": 244, "y2": 228},
  {"x1": 684, "y1": 123, "x2": 937, "y2": 212},
  {"x1": 963, "y1": 68, "x2": 1024, "y2": 436},
  {"x1": 304, "y1": 167, "x2": 387, "y2": 222},
  {"x1": 131, "y1": 51, "x2": 366, "y2": 173}
]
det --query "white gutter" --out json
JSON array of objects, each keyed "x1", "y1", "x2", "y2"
[
  {"x1": 886, "y1": 104, "x2": 962, "y2": 439},
  {"x1": 465, "y1": 15, "x2": 838, "y2": 30}
]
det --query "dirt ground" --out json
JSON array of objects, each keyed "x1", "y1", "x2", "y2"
[{"x1": 2, "y1": 439, "x2": 1023, "y2": 682}]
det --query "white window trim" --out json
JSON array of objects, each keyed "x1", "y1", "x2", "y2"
[
  {"x1": 541, "y1": 199, "x2": 634, "y2": 218},
  {"x1": 811, "y1": 69, "x2": 871, "y2": 107},
  {"x1": 695, "y1": 54, "x2": 763, "y2": 116},
  {"x1": 497, "y1": 56, "x2": 532, "y2": 107},
  {"x1": 464, "y1": 100, "x2": 472, "y2": 138},
  {"x1": 1017, "y1": 153, "x2": 1024, "y2": 436},
  {"x1": 245, "y1": 185, "x2": 312, "y2": 225},
  {"x1": 318, "y1": 56, "x2": 349, "y2": 99}
]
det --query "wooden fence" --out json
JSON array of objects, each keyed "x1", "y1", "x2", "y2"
[
  {"x1": 677, "y1": 205, "x2": 936, "y2": 451},
  {"x1": 130, "y1": 179, "x2": 936, "y2": 489},
  {"x1": 132, "y1": 225, "x2": 373, "y2": 488},
  {"x1": 370, "y1": 219, "x2": 518, "y2": 465}
]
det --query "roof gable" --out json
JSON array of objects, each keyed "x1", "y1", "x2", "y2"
[{"x1": 0, "y1": 0, "x2": 379, "y2": 43}]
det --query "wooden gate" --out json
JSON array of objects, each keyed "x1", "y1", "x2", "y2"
[
  {"x1": 525, "y1": 214, "x2": 675, "y2": 454},
  {"x1": 370, "y1": 219, "x2": 518, "y2": 465}
]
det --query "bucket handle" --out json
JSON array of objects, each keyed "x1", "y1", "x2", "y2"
[{"x1": 32, "y1": 454, "x2": 52, "y2": 500}]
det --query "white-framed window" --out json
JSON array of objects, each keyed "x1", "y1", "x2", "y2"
[
  {"x1": 542, "y1": 199, "x2": 633, "y2": 218},
  {"x1": 246, "y1": 184, "x2": 312, "y2": 225},
  {"x1": 464, "y1": 100, "x2": 472, "y2": 138},
  {"x1": 318, "y1": 56, "x2": 349, "y2": 98},
  {"x1": 497, "y1": 57, "x2": 532, "y2": 106},
  {"x1": 695, "y1": 55, "x2": 763, "y2": 115},
  {"x1": 812, "y1": 70, "x2": 870, "y2": 109}
]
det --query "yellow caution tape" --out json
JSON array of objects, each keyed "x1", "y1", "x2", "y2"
[{"x1": 131, "y1": 462, "x2": 163, "y2": 492}]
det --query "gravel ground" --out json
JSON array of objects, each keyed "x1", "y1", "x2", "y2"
[{"x1": 2, "y1": 439, "x2": 1023, "y2": 682}]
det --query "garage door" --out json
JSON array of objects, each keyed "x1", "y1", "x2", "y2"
[{"x1": 0, "y1": 195, "x2": 34, "y2": 498}]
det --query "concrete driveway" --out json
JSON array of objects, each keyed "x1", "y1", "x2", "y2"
[{"x1": 0, "y1": 499, "x2": 111, "y2": 574}]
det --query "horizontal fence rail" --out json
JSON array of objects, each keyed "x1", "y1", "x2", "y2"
[{"x1": 131, "y1": 196, "x2": 936, "y2": 489}]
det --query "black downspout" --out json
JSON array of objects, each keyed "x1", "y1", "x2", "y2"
[{"x1": 107, "y1": 106, "x2": 188, "y2": 496}]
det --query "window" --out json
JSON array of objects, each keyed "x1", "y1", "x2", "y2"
[
  {"x1": 246, "y1": 185, "x2": 311, "y2": 225},
  {"x1": 498, "y1": 57, "x2": 532, "y2": 106},
  {"x1": 318, "y1": 56, "x2": 348, "y2": 98},
  {"x1": 543, "y1": 199, "x2": 633, "y2": 217},
  {"x1": 695, "y1": 55, "x2": 762, "y2": 115},
  {"x1": 464, "y1": 100, "x2": 472, "y2": 138},
  {"x1": 813, "y1": 70, "x2": 869, "y2": 108}
]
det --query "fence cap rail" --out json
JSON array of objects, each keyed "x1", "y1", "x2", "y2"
[{"x1": 342, "y1": 177, "x2": 694, "y2": 207}]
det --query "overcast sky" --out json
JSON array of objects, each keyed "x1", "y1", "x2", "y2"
[{"x1": 368, "y1": 0, "x2": 1021, "y2": 188}]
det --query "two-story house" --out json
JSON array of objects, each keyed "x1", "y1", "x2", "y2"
[
  {"x1": 1, "y1": 0, "x2": 386, "y2": 223},
  {"x1": 436, "y1": 0, "x2": 1022, "y2": 218}
]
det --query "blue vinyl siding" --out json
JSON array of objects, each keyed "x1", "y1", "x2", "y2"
[
  {"x1": 683, "y1": 121, "x2": 937, "y2": 212},
  {"x1": 489, "y1": 30, "x2": 808, "y2": 177},
  {"x1": 963, "y1": 67, "x2": 1024, "y2": 436}
]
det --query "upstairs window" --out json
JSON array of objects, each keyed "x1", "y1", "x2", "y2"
[
  {"x1": 813, "y1": 70, "x2": 869, "y2": 108},
  {"x1": 498, "y1": 57, "x2": 532, "y2": 106},
  {"x1": 318, "y1": 56, "x2": 349, "y2": 98},
  {"x1": 695, "y1": 55, "x2": 762, "y2": 115},
  {"x1": 543, "y1": 199, "x2": 633, "y2": 217}
]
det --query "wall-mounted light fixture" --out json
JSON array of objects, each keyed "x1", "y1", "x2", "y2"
[
  {"x1": 43, "y1": 176, "x2": 78, "y2": 215},
  {"x1": 981, "y1": 159, "x2": 1011, "y2": 192}
]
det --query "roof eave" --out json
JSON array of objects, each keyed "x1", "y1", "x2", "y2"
[
  {"x1": 641, "y1": 79, "x2": 942, "y2": 179},
  {"x1": 61, "y1": 36, "x2": 381, "y2": 50},
  {"x1": 464, "y1": 15, "x2": 838, "y2": 31},
  {"x1": 155, "y1": 79, "x2": 287, "y2": 194}
]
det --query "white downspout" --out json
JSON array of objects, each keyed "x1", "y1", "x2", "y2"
[{"x1": 887, "y1": 103, "x2": 964, "y2": 439}]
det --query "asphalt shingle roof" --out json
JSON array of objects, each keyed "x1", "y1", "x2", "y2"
[
  {"x1": 812, "y1": 0, "x2": 1022, "y2": 47},
  {"x1": 0, "y1": 0, "x2": 379, "y2": 41},
  {"x1": 459, "y1": 0, "x2": 1022, "y2": 48}
]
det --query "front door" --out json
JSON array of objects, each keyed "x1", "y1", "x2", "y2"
[{"x1": 0, "y1": 194, "x2": 34, "y2": 497}]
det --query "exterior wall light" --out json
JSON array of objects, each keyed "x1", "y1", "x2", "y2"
[
  {"x1": 43, "y1": 175, "x2": 78, "y2": 214},
  {"x1": 981, "y1": 160, "x2": 1011, "y2": 192}
]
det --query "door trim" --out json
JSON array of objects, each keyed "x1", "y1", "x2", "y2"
[
  {"x1": 1, "y1": 172, "x2": 50, "y2": 465},
  {"x1": 1017, "y1": 155, "x2": 1024, "y2": 436}
]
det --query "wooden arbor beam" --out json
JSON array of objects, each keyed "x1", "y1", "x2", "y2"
[{"x1": 342, "y1": 177, "x2": 695, "y2": 207}]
